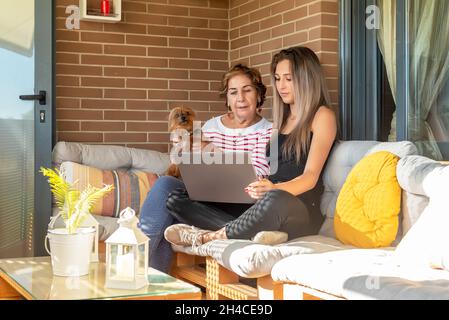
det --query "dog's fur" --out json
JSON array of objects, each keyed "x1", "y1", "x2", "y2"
[{"x1": 165, "y1": 106, "x2": 196, "y2": 178}]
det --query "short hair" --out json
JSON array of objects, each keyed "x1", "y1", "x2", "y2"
[{"x1": 220, "y1": 63, "x2": 267, "y2": 107}]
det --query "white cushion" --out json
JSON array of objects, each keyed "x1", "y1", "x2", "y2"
[{"x1": 172, "y1": 235, "x2": 352, "y2": 278}]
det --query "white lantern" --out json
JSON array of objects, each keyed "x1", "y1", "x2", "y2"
[{"x1": 105, "y1": 207, "x2": 150, "y2": 290}]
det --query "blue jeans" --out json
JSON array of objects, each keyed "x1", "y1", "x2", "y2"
[{"x1": 138, "y1": 176, "x2": 185, "y2": 273}]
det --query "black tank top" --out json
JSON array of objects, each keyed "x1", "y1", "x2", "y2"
[{"x1": 267, "y1": 133, "x2": 324, "y2": 216}]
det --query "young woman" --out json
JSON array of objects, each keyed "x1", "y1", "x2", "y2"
[
  {"x1": 164, "y1": 46, "x2": 338, "y2": 247},
  {"x1": 138, "y1": 64, "x2": 272, "y2": 272}
]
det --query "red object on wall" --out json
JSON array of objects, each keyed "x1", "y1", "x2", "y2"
[{"x1": 101, "y1": 0, "x2": 110, "y2": 15}]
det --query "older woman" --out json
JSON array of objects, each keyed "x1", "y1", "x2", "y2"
[{"x1": 139, "y1": 64, "x2": 272, "y2": 272}]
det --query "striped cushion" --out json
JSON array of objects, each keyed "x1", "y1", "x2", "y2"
[{"x1": 60, "y1": 161, "x2": 159, "y2": 217}]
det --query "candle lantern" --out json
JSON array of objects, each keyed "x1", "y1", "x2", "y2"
[{"x1": 105, "y1": 207, "x2": 149, "y2": 290}]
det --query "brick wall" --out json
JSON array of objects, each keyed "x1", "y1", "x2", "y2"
[
  {"x1": 55, "y1": 0, "x2": 339, "y2": 152},
  {"x1": 229, "y1": 0, "x2": 339, "y2": 116}
]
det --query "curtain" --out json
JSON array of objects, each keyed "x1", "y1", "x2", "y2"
[
  {"x1": 377, "y1": 0, "x2": 449, "y2": 159},
  {"x1": 377, "y1": 0, "x2": 397, "y2": 142},
  {"x1": 0, "y1": 0, "x2": 34, "y2": 57},
  {"x1": 408, "y1": 0, "x2": 449, "y2": 160}
]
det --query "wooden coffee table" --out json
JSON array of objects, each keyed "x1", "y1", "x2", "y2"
[{"x1": 0, "y1": 256, "x2": 201, "y2": 300}]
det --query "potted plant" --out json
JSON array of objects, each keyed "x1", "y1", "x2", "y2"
[{"x1": 41, "y1": 167, "x2": 113, "y2": 276}]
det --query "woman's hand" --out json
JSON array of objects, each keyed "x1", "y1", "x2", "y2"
[{"x1": 245, "y1": 178, "x2": 275, "y2": 200}]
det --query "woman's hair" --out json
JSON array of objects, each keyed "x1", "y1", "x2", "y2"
[
  {"x1": 271, "y1": 46, "x2": 337, "y2": 163},
  {"x1": 220, "y1": 63, "x2": 267, "y2": 110}
]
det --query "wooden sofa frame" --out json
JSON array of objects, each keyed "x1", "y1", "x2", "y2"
[{"x1": 170, "y1": 252, "x2": 344, "y2": 300}]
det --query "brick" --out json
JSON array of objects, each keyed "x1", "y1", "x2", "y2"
[
  {"x1": 261, "y1": 38, "x2": 283, "y2": 52},
  {"x1": 82, "y1": 122, "x2": 126, "y2": 131},
  {"x1": 190, "y1": 70, "x2": 224, "y2": 81},
  {"x1": 56, "y1": 30, "x2": 80, "y2": 41},
  {"x1": 148, "y1": 68, "x2": 189, "y2": 79},
  {"x1": 57, "y1": 75, "x2": 79, "y2": 86},
  {"x1": 169, "y1": 59, "x2": 208, "y2": 70},
  {"x1": 169, "y1": 37, "x2": 208, "y2": 49},
  {"x1": 56, "y1": 53, "x2": 79, "y2": 64},
  {"x1": 81, "y1": 32, "x2": 124, "y2": 44},
  {"x1": 209, "y1": 19, "x2": 229, "y2": 30},
  {"x1": 271, "y1": 22, "x2": 295, "y2": 38},
  {"x1": 250, "y1": 30, "x2": 270, "y2": 44},
  {"x1": 148, "y1": 90, "x2": 188, "y2": 100},
  {"x1": 189, "y1": 29, "x2": 228, "y2": 40},
  {"x1": 239, "y1": 22, "x2": 260, "y2": 37},
  {"x1": 210, "y1": 61, "x2": 229, "y2": 71},
  {"x1": 104, "y1": 89, "x2": 147, "y2": 99},
  {"x1": 210, "y1": 40, "x2": 229, "y2": 50},
  {"x1": 283, "y1": 6, "x2": 308, "y2": 23},
  {"x1": 104, "y1": 67, "x2": 146, "y2": 78},
  {"x1": 58, "y1": 132, "x2": 103, "y2": 143},
  {"x1": 127, "y1": 57, "x2": 168, "y2": 68},
  {"x1": 147, "y1": 47, "x2": 188, "y2": 58},
  {"x1": 190, "y1": 49, "x2": 227, "y2": 61},
  {"x1": 230, "y1": 14, "x2": 249, "y2": 29},
  {"x1": 81, "y1": 77, "x2": 125, "y2": 88},
  {"x1": 105, "y1": 133, "x2": 147, "y2": 142},
  {"x1": 127, "y1": 100, "x2": 168, "y2": 110},
  {"x1": 190, "y1": 91, "x2": 221, "y2": 102},
  {"x1": 56, "y1": 97, "x2": 80, "y2": 109},
  {"x1": 239, "y1": 44, "x2": 260, "y2": 58},
  {"x1": 148, "y1": 25, "x2": 188, "y2": 37},
  {"x1": 57, "y1": 120, "x2": 80, "y2": 131},
  {"x1": 260, "y1": 14, "x2": 282, "y2": 30},
  {"x1": 124, "y1": 13, "x2": 167, "y2": 25},
  {"x1": 82, "y1": 99, "x2": 125, "y2": 109},
  {"x1": 240, "y1": 0, "x2": 259, "y2": 13},
  {"x1": 122, "y1": 1, "x2": 147, "y2": 13},
  {"x1": 249, "y1": 7, "x2": 270, "y2": 21},
  {"x1": 104, "y1": 45, "x2": 146, "y2": 56},
  {"x1": 126, "y1": 34, "x2": 167, "y2": 46},
  {"x1": 57, "y1": 86, "x2": 103, "y2": 98},
  {"x1": 169, "y1": 0, "x2": 206, "y2": 7},
  {"x1": 147, "y1": 112, "x2": 170, "y2": 121},
  {"x1": 249, "y1": 52, "x2": 271, "y2": 66},
  {"x1": 168, "y1": 17, "x2": 208, "y2": 28},
  {"x1": 270, "y1": 0, "x2": 294, "y2": 15},
  {"x1": 283, "y1": 31, "x2": 308, "y2": 47},
  {"x1": 105, "y1": 111, "x2": 147, "y2": 121},
  {"x1": 169, "y1": 80, "x2": 209, "y2": 90},
  {"x1": 169, "y1": 101, "x2": 210, "y2": 111},
  {"x1": 231, "y1": 36, "x2": 250, "y2": 49},
  {"x1": 147, "y1": 132, "x2": 170, "y2": 142},
  {"x1": 81, "y1": 54, "x2": 125, "y2": 66},
  {"x1": 190, "y1": 8, "x2": 228, "y2": 19},
  {"x1": 56, "y1": 42, "x2": 102, "y2": 54},
  {"x1": 58, "y1": 109, "x2": 103, "y2": 120},
  {"x1": 127, "y1": 122, "x2": 167, "y2": 132},
  {"x1": 210, "y1": 0, "x2": 229, "y2": 9},
  {"x1": 57, "y1": 64, "x2": 102, "y2": 76},
  {"x1": 127, "y1": 79, "x2": 168, "y2": 89},
  {"x1": 148, "y1": 4, "x2": 189, "y2": 16},
  {"x1": 103, "y1": 23, "x2": 147, "y2": 34}
]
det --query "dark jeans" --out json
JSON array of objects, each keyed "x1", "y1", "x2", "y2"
[{"x1": 166, "y1": 188, "x2": 320, "y2": 240}]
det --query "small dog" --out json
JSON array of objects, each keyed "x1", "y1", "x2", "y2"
[{"x1": 165, "y1": 106, "x2": 196, "y2": 178}]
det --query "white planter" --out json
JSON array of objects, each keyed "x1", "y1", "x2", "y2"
[{"x1": 45, "y1": 227, "x2": 95, "y2": 276}]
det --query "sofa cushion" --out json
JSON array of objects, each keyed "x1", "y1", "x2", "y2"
[
  {"x1": 52, "y1": 141, "x2": 170, "y2": 174},
  {"x1": 320, "y1": 141, "x2": 417, "y2": 225},
  {"x1": 172, "y1": 235, "x2": 353, "y2": 278},
  {"x1": 60, "y1": 161, "x2": 159, "y2": 218},
  {"x1": 271, "y1": 247, "x2": 449, "y2": 300},
  {"x1": 334, "y1": 151, "x2": 401, "y2": 248}
]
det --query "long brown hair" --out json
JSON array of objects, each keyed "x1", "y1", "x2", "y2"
[{"x1": 271, "y1": 46, "x2": 337, "y2": 163}]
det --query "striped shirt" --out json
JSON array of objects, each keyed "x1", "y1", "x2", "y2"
[{"x1": 202, "y1": 116, "x2": 273, "y2": 176}]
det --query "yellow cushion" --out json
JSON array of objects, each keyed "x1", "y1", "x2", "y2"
[{"x1": 334, "y1": 151, "x2": 401, "y2": 248}]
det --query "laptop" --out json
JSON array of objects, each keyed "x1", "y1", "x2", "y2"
[{"x1": 177, "y1": 152, "x2": 258, "y2": 204}]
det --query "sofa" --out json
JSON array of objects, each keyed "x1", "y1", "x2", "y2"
[{"x1": 52, "y1": 140, "x2": 449, "y2": 300}]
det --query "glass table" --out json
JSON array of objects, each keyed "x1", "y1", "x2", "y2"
[{"x1": 0, "y1": 256, "x2": 201, "y2": 300}]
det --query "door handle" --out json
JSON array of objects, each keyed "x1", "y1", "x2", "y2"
[{"x1": 19, "y1": 90, "x2": 46, "y2": 105}]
